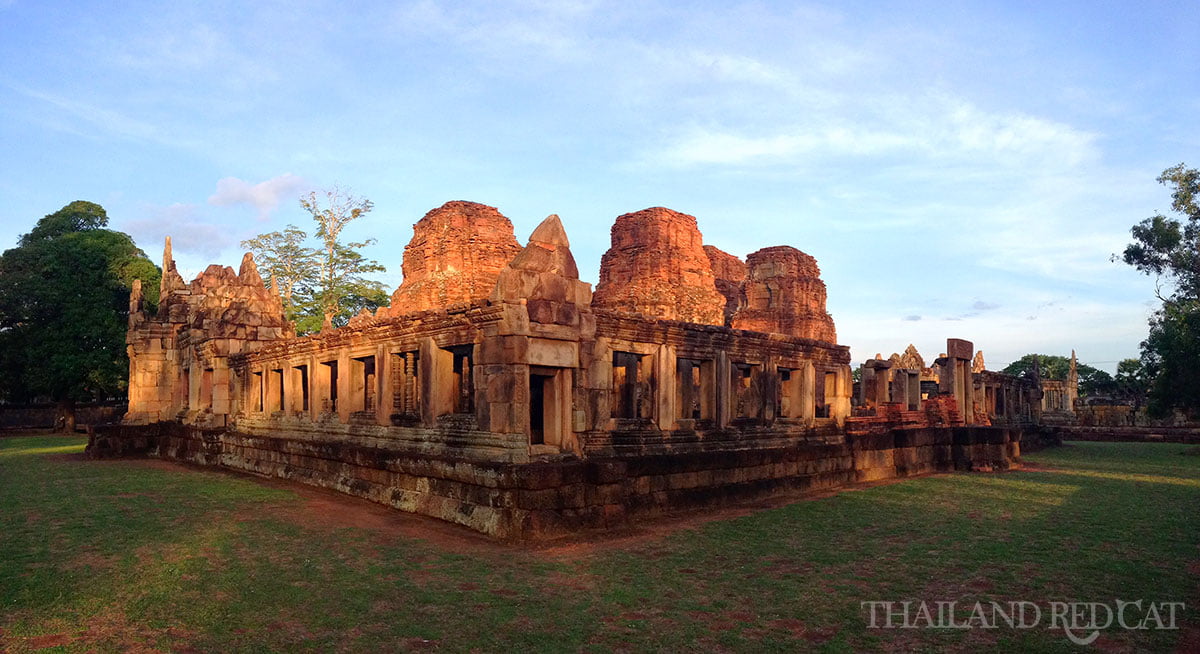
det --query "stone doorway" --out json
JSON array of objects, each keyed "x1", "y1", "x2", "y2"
[{"x1": 529, "y1": 366, "x2": 568, "y2": 453}]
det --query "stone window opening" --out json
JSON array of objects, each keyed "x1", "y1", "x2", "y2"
[
  {"x1": 270, "y1": 368, "x2": 284, "y2": 413},
  {"x1": 449, "y1": 345, "x2": 473, "y2": 414},
  {"x1": 732, "y1": 362, "x2": 763, "y2": 421},
  {"x1": 251, "y1": 371, "x2": 264, "y2": 413},
  {"x1": 200, "y1": 368, "x2": 214, "y2": 410},
  {"x1": 391, "y1": 351, "x2": 420, "y2": 421},
  {"x1": 815, "y1": 370, "x2": 836, "y2": 419},
  {"x1": 612, "y1": 351, "x2": 649, "y2": 420},
  {"x1": 293, "y1": 365, "x2": 309, "y2": 413},
  {"x1": 778, "y1": 367, "x2": 797, "y2": 418},
  {"x1": 351, "y1": 355, "x2": 376, "y2": 413},
  {"x1": 320, "y1": 360, "x2": 338, "y2": 413},
  {"x1": 676, "y1": 357, "x2": 713, "y2": 422}
]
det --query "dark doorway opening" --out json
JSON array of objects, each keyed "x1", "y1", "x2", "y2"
[{"x1": 530, "y1": 373, "x2": 549, "y2": 445}]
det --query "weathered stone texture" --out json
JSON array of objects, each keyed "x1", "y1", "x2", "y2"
[
  {"x1": 390, "y1": 201, "x2": 523, "y2": 315},
  {"x1": 491, "y1": 214, "x2": 593, "y2": 327},
  {"x1": 703, "y1": 245, "x2": 746, "y2": 327},
  {"x1": 894, "y1": 344, "x2": 926, "y2": 371},
  {"x1": 592, "y1": 207, "x2": 726, "y2": 325},
  {"x1": 731, "y1": 246, "x2": 837, "y2": 343}
]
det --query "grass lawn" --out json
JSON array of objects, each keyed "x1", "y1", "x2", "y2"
[{"x1": 1, "y1": 433, "x2": 1196, "y2": 653}]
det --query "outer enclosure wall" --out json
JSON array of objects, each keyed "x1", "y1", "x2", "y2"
[{"x1": 0, "y1": 402, "x2": 126, "y2": 429}]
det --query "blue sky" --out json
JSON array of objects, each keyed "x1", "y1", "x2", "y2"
[{"x1": 2, "y1": 1, "x2": 1197, "y2": 372}]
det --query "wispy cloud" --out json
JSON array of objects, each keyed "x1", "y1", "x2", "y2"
[
  {"x1": 652, "y1": 94, "x2": 1097, "y2": 169},
  {"x1": 106, "y1": 20, "x2": 279, "y2": 88},
  {"x1": 207, "y1": 174, "x2": 307, "y2": 219},
  {"x1": 12, "y1": 85, "x2": 166, "y2": 143}
]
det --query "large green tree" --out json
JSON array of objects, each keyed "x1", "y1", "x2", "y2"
[
  {"x1": 0, "y1": 201, "x2": 160, "y2": 429},
  {"x1": 243, "y1": 188, "x2": 388, "y2": 334},
  {"x1": 1122, "y1": 163, "x2": 1200, "y2": 416},
  {"x1": 1000, "y1": 354, "x2": 1114, "y2": 397}
]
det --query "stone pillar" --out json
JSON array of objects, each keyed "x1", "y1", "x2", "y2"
[
  {"x1": 763, "y1": 358, "x2": 778, "y2": 424},
  {"x1": 715, "y1": 350, "x2": 731, "y2": 428},
  {"x1": 188, "y1": 365, "x2": 201, "y2": 415},
  {"x1": 309, "y1": 353, "x2": 321, "y2": 420},
  {"x1": 212, "y1": 361, "x2": 230, "y2": 416},
  {"x1": 419, "y1": 337, "x2": 439, "y2": 427},
  {"x1": 375, "y1": 345, "x2": 391, "y2": 425},
  {"x1": 656, "y1": 344, "x2": 676, "y2": 431},
  {"x1": 831, "y1": 365, "x2": 851, "y2": 426},
  {"x1": 942, "y1": 338, "x2": 975, "y2": 425},
  {"x1": 798, "y1": 361, "x2": 815, "y2": 426},
  {"x1": 337, "y1": 349, "x2": 352, "y2": 423},
  {"x1": 863, "y1": 359, "x2": 892, "y2": 409}
]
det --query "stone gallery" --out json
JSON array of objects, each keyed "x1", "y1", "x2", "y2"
[{"x1": 93, "y1": 201, "x2": 1044, "y2": 539}]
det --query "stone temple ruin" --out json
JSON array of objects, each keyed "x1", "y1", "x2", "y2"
[{"x1": 94, "y1": 201, "x2": 1044, "y2": 539}]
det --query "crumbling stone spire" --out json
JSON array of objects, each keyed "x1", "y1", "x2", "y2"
[
  {"x1": 128, "y1": 278, "x2": 144, "y2": 329},
  {"x1": 129, "y1": 278, "x2": 143, "y2": 313},
  {"x1": 238, "y1": 252, "x2": 264, "y2": 287},
  {"x1": 505, "y1": 214, "x2": 578, "y2": 278},
  {"x1": 490, "y1": 213, "x2": 593, "y2": 326},
  {"x1": 972, "y1": 350, "x2": 986, "y2": 373},
  {"x1": 158, "y1": 236, "x2": 186, "y2": 318}
]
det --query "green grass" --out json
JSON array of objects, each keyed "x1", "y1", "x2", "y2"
[{"x1": 1, "y1": 434, "x2": 1196, "y2": 652}]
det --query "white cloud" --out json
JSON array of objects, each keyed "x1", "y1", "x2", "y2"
[
  {"x1": 120, "y1": 203, "x2": 236, "y2": 260},
  {"x1": 207, "y1": 173, "x2": 307, "y2": 219},
  {"x1": 652, "y1": 94, "x2": 1097, "y2": 169}
]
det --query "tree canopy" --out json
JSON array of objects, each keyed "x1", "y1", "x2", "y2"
[
  {"x1": 999, "y1": 354, "x2": 1115, "y2": 397},
  {"x1": 1121, "y1": 163, "x2": 1200, "y2": 416},
  {"x1": 241, "y1": 187, "x2": 388, "y2": 334},
  {"x1": 0, "y1": 201, "x2": 160, "y2": 421}
]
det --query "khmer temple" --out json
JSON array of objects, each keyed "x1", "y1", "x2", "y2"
[{"x1": 92, "y1": 201, "x2": 1043, "y2": 539}]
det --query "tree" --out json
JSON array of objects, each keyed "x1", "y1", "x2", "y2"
[
  {"x1": 1114, "y1": 358, "x2": 1151, "y2": 411},
  {"x1": 1121, "y1": 164, "x2": 1200, "y2": 300},
  {"x1": 240, "y1": 225, "x2": 316, "y2": 324},
  {"x1": 1121, "y1": 164, "x2": 1200, "y2": 416},
  {"x1": 300, "y1": 188, "x2": 388, "y2": 331},
  {"x1": 1000, "y1": 354, "x2": 1114, "y2": 397},
  {"x1": 242, "y1": 187, "x2": 389, "y2": 334},
  {"x1": 0, "y1": 202, "x2": 160, "y2": 430}
]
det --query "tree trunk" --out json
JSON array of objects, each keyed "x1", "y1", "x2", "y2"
[{"x1": 55, "y1": 399, "x2": 76, "y2": 433}]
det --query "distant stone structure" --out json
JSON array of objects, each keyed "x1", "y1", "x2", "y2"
[
  {"x1": 96, "y1": 201, "x2": 1030, "y2": 539},
  {"x1": 1038, "y1": 351, "x2": 1079, "y2": 425},
  {"x1": 856, "y1": 342, "x2": 1043, "y2": 429}
]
